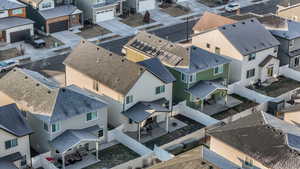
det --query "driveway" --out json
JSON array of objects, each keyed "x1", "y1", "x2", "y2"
[
  {"x1": 52, "y1": 31, "x2": 82, "y2": 48},
  {"x1": 178, "y1": 0, "x2": 212, "y2": 13},
  {"x1": 147, "y1": 9, "x2": 183, "y2": 26},
  {"x1": 97, "y1": 19, "x2": 138, "y2": 37}
]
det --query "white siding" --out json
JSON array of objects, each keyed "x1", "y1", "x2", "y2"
[
  {"x1": 0, "y1": 10, "x2": 9, "y2": 18},
  {"x1": 5, "y1": 24, "x2": 34, "y2": 43},
  {"x1": 138, "y1": 0, "x2": 156, "y2": 12},
  {"x1": 0, "y1": 130, "x2": 31, "y2": 167}
]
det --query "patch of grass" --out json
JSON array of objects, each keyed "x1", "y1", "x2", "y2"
[
  {"x1": 144, "y1": 115, "x2": 204, "y2": 149},
  {"x1": 251, "y1": 76, "x2": 300, "y2": 97},
  {"x1": 120, "y1": 14, "x2": 154, "y2": 27},
  {"x1": 0, "y1": 47, "x2": 21, "y2": 61},
  {"x1": 77, "y1": 25, "x2": 111, "y2": 39},
  {"x1": 160, "y1": 4, "x2": 191, "y2": 17},
  {"x1": 212, "y1": 94, "x2": 258, "y2": 120},
  {"x1": 84, "y1": 144, "x2": 139, "y2": 169}
]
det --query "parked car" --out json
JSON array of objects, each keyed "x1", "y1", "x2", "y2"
[
  {"x1": 0, "y1": 61, "x2": 19, "y2": 73},
  {"x1": 225, "y1": 2, "x2": 240, "y2": 12},
  {"x1": 25, "y1": 36, "x2": 46, "y2": 48}
]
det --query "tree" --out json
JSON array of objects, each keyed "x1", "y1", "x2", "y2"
[{"x1": 143, "y1": 11, "x2": 151, "y2": 23}]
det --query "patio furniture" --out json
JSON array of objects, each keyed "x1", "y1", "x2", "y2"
[{"x1": 78, "y1": 148, "x2": 88, "y2": 156}]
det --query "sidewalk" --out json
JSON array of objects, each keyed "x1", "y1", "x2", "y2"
[{"x1": 147, "y1": 9, "x2": 184, "y2": 26}]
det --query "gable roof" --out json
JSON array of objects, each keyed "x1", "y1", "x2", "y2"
[
  {"x1": 0, "y1": 68, "x2": 107, "y2": 123},
  {"x1": 0, "y1": 104, "x2": 32, "y2": 137},
  {"x1": 176, "y1": 46, "x2": 231, "y2": 74},
  {"x1": 64, "y1": 40, "x2": 152, "y2": 95},
  {"x1": 0, "y1": 0, "x2": 25, "y2": 10},
  {"x1": 137, "y1": 58, "x2": 175, "y2": 84},
  {"x1": 218, "y1": 18, "x2": 280, "y2": 56},
  {"x1": 208, "y1": 111, "x2": 300, "y2": 169},
  {"x1": 39, "y1": 5, "x2": 81, "y2": 20},
  {"x1": 0, "y1": 17, "x2": 34, "y2": 31},
  {"x1": 125, "y1": 31, "x2": 190, "y2": 68},
  {"x1": 193, "y1": 12, "x2": 237, "y2": 32}
]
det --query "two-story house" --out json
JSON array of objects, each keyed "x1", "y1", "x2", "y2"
[
  {"x1": 193, "y1": 18, "x2": 280, "y2": 87},
  {"x1": 207, "y1": 111, "x2": 300, "y2": 169},
  {"x1": 123, "y1": 31, "x2": 235, "y2": 115},
  {"x1": 64, "y1": 40, "x2": 175, "y2": 141},
  {"x1": 125, "y1": 0, "x2": 156, "y2": 13},
  {"x1": 74, "y1": 0, "x2": 123, "y2": 23},
  {"x1": 19, "y1": 0, "x2": 83, "y2": 34},
  {"x1": 0, "y1": 104, "x2": 32, "y2": 169},
  {"x1": 0, "y1": 0, "x2": 34, "y2": 43},
  {"x1": 0, "y1": 68, "x2": 108, "y2": 168},
  {"x1": 258, "y1": 14, "x2": 300, "y2": 70}
]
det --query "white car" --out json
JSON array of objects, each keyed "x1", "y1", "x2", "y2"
[{"x1": 225, "y1": 2, "x2": 240, "y2": 12}]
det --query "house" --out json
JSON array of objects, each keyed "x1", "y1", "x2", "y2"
[
  {"x1": 258, "y1": 14, "x2": 300, "y2": 70},
  {"x1": 74, "y1": 0, "x2": 124, "y2": 23},
  {"x1": 192, "y1": 17, "x2": 280, "y2": 86},
  {"x1": 277, "y1": 0, "x2": 300, "y2": 21},
  {"x1": 64, "y1": 40, "x2": 175, "y2": 141},
  {"x1": 0, "y1": 68, "x2": 108, "y2": 168},
  {"x1": 193, "y1": 12, "x2": 237, "y2": 34},
  {"x1": 125, "y1": 0, "x2": 156, "y2": 13},
  {"x1": 0, "y1": 104, "x2": 32, "y2": 169},
  {"x1": 0, "y1": 0, "x2": 34, "y2": 43},
  {"x1": 148, "y1": 146, "x2": 241, "y2": 169},
  {"x1": 124, "y1": 31, "x2": 235, "y2": 115},
  {"x1": 207, "y1": 111, "x2": 300, "y2": 169},
  {"x1": 19, "y1": 0, "x2": 83, "y2": 34}
]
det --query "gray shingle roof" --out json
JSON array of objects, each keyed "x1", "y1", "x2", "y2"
[
  {"x1": 208, "y1": 111, "x2": 300, "y2": 169},
  {"x1": 0, "y1": 104, "x2": 32, "y2": 137},
  {"x1": 270, "y1": 20, "x2": 300, "y2": 40},
  {"x1": 0, "y1": 152, "x2": 22, "y2": 169},
  {"x1": 187, "y1": 81, "x2": 227, "y2": 100},
  {"x1": 137, "y1": 58, "x2": 176, "y2": 84},
  {"x1": 0, "y1": 68, "x2": 107, "y2": 123},
  {"x1": 0, "y1": 17, "x2": 34, "y2": 30},
  {"x1": 218, "y1": 18, "x2": 280, "y2": 56},
  {"x1": 39, "y1": 5, "x2": 80, "y2": 20},
  {"x1": 176, "y1": 46, "x2": 231, "y2": 74},
  {"x1": 0, "y1": 0, "x2": 25, "y2": 10}
]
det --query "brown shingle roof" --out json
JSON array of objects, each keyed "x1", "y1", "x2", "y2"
[
  {"x1": 64, "y1": 40, "x2": 146, "y2": 95},
  {"x1": 192, "y1": 12, "x2": 237, "y2": 32}
]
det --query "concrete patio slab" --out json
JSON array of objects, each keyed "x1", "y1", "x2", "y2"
[
  {"x1": 97, "y1": 19, "x2": 138, "y2": 37},
  {"x1": 52, "y1": 31, "x2": 82, "y2": 48}
]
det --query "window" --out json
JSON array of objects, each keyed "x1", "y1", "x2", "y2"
[
  {"x1": 43, "y1": 122, "x2": 49, "y2": 132},
  {"x1": 86, "y1": 112, "x2": 97, "y2": 121},
  {"x1": 214, "y1": 65, "x2": 224, "y2": 75},
  {"x1": 126, "y1": 95, "x2": 133, "y2": 104},
  {"x1": 188, "y1": 74, "x2": 196, "y2": 83},
  {"x1": 295, "y1": 57, "x2": 300, "y2": 67},
  {"x1": 290, "y1": 40, "x2": 295, "y2": 47},
  {"x1": 5, "y1": 139, "x2": 18, "y2": 149},
  {"x1": 244, "y1": 156, "x2": 253, "y2": 168},
  {"x1": 215, "y1": 47, "x2": 221, "y2": 54},
  {"x1": 0, "y1": 10, "x2": 5, "y2": 14},
  {"x1": 181, "y1": 73, "x2": 187, "y2": 82},
  {"x1": 206, "y1": 43, "x2": 210, "y2": 48},
  {"x1": 155, "y1": 85, "x2": 165, "y2": 94},
  {"x1": 42, "y1": 2, "x2": 52, "y2": 8},
  {"x1": 248, "y1": 53, "x2": 256, "y2": 61},
  {"x1": 93, "y1": 80, "x2": 99, "y2": 91},
  {"x1": 51, "y1": 122, "x2": 61, "y2": 133},
  {"x1": 12, "y1": 8, "x2": 23, "y2": 15},
  {"x1": 21, "y1": 155, "x2": 27, "y2": 166},
  {"x1": 267, "y1": 67, "x2": 273, "y2": 77},
  {"x1": 246, "y1": 69, "x2": 255, "y2": 79}
]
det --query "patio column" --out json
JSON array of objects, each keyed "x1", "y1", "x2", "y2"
[
  {"x1": 225, "y1": 93, "x2": 228, "y2": 105},
  {"x1": 138, "y1": 122, "x2": 141, "y2": 142},
  {"x1": 62, "y1": 152, "x2": 65, "y2": 169},
  {"x1": 96, "y1": 141, "x2": 99, "y2": 161},
  {"x1": 200, "y1": 100, "x2": 204, "y2": 112},
  {"x1": 165, "y1": 112, "x2": 169, "y2": 133}
]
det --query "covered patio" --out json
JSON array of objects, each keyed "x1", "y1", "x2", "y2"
[
  {"x1": 122, "y1": 98, "x2": 172, "y2": 142},
  {"x1": 51, "y1": 129, "x2": 100, "y2": 169}
]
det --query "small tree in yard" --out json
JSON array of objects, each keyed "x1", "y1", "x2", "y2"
[{"x1": 143, "y1": 11, "x2": 150, "y2": 23}]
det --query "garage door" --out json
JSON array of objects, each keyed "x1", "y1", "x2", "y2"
[
  {"x1": 95, "y1": 9, "x2": 114, "y2": 22},
  {"x1": 10, "y1": 29, "x2": 31, "y2": 43},
  {"x1": 49, "y1": 20, "x2": 68, "y2": 33}
]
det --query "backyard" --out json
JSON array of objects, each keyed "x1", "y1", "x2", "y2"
[
  {"x1": 212, "y1": 94, "x2": 258, "y2": 120},
  {"x1": 84, "y1": 144, "x2": 140, "y2": 169},
  {"x1": 249, "y1": 76, "x2": 300, "y2": 97},
  {"x1": 120, "y1": 14, "x2": 154, "y2": 27},
  {"x1": 144, "y1": 115, "x2": 205, "y2": 149},
  {"x1": 0, "y1": 47, "x2": 22, "y2": 61},
  {"x1": 76, "y1": 25, "x2": 112, "y2": 39},
  {"x1": 160, "y1": 4, "x2": 191, "y2": 17}
]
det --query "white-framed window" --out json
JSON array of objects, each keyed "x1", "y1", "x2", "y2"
[
  {"x1": 42, "y1": 2, "x2": 52, "y2": 9},
  {"x1": 188, "y1": 73, "x2": 196, "y2": 83},
  {"x1": 155, "y1": 85, "x2": 165, "y2": 94},
  {"x1": 126, "y1": 95, "x2": 133, "y2": 104},
  {"x1": 51, "y1": 122, "x2": 61, "y2": 133},
  {"x1": 86, "y1": 112, "x2": 98, "y2": 121},
  {"x1": 12, "y1": 8, "x2": 23, "y2": 15},
  {"x1": 5, "y1": 139, "x2": 18, "y2": 149},
  {"x1": 214, "y1": 65, "x2": 224, "y2": 75},
  {"x1": 246, "y1": 68, "x2": 255, "y2": 79},
  {"x1": 181, "y1": 73, "x2": 187, "y2": 82},
  {"x1": 248, "y1": 53, "x2": 256, "y2": 61},
  {"x1": 215, "y1": 47, "x2": 221, "y2": 54},
  {"x1": 43, "y1": 122, "x2": 49, "y2": 132}
]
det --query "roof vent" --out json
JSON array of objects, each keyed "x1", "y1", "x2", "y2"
[
  {"x1": 250, "y1": 19, "x2": 254, "y2": 22},
  {"x1": 201, "y1": 161, "x2": 206, "y2": 165},
  {"x1": 13, "y1": 69, "x2": 16, "y2": 72},
  {"x1": 222, "y1": 27, "x2": 226, "y2": 30},
  {"x1": 121, "y1": 59, "x2": 125, "y2": 62},
  {"x1": 25, "y1": 76, "x2": 28, "y2": 79},
  {"x1": 96, "y1": 47, "x2": 100, "y2": 51},
  {"x1": 82, "y1": 40, "x2": 85, "y2": 44},
  {"x1": 242, "y1": 22, "x2": 246, "y2": 24},
  {"x1": 193, "y1": 46, "x2": 197, "y2": 50},
  {"x1": 48, "y1": 90, "x2": 51, "y2": 94},
  {"x1": 158, "y1": 40, "x2": 162, "y2": 43},
  {"x1": 148, "y1": 35, "x2": 151, "y2": 38},
  {"x1": 62, "y1": 88, "x2": 66, "y2": 92},
  {"x1": 36, "y1": 83, "x2": 40, "y2": 86},
  {"x1": 232, "y1": 24, "x2": 236, "y2": 27},
  {"x1": 109, "y1": 53, "x2": 113, "y2": 56}
]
